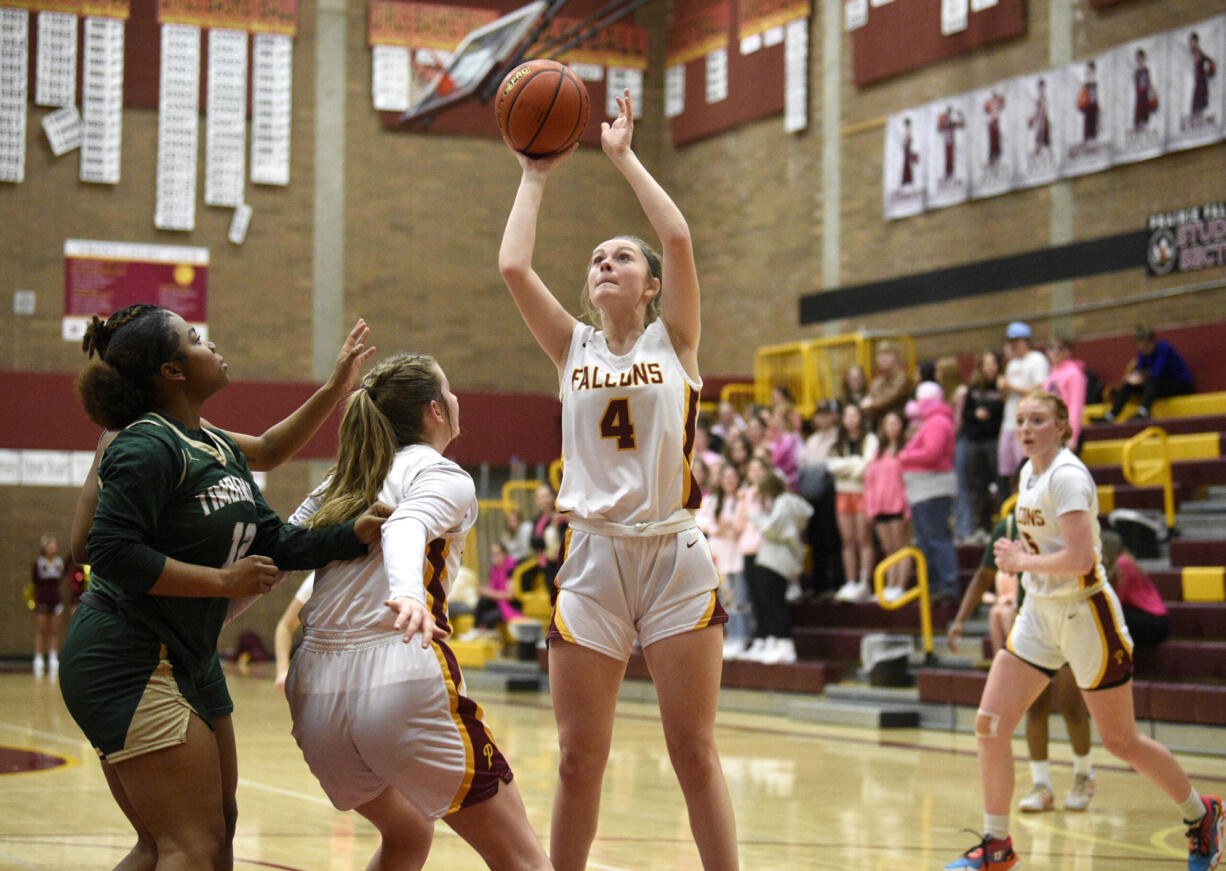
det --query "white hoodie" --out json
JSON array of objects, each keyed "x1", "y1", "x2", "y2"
[{"x1": 751, "y1": 492, "x2": 814, "y2": 581}]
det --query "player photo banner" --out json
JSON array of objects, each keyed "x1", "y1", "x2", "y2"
[
  {"x1": 1167, "y1": 16, "x2": 1224, "y2": 152},
  {"x1": 1146, "y1": 201, "x2": 1226, "y2": 276},
  {"x1": 1109, "y1": 35, "x2": 1167, "y2": 164},
  {"x1": 883, "y1": 109, "x2": 925, "y2": 220},
  {"x1": 925, "y1": 94, "x2": 970, "y2": 209},
  {"x1": 1056, "y1": 56, "x2": 1114, "y2": 176},
  {"x1": 1011, "y1": 72, "x2": 1060, "y2": 188},
  {"x1": 969, "y1": 79, "x2": 1016, "y2": 199},
  {"x1": 665, "y1": 2, "x2": 730, "y2": 68},
  {"x1": 367, "y1": 1, "x2": 494, "y2": 49}
]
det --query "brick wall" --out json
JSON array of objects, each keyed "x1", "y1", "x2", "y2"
[{"x1": 1, "y1": 0, "x2": 1222, "y2": 653}]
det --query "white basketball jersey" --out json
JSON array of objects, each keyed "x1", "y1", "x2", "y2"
[
  {"x1": 1015, "y1": 447, "x2": 1106, "y2": 600},
  {"x1": 557, "y1": 319, "x2": 702, "y2": 524},
  {"x1": 289, "y1": 444, "x2": 477, "y2": 636}
]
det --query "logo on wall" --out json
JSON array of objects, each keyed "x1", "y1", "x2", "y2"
[{"x1": 1146, "y1": 201, "x2": 1226, "y2": 275}]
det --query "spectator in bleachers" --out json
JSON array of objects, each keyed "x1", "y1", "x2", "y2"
[
  {"x1": 899, "y1": 382, "x2": 960, "y2": 601},
  {"x1": 500, "y1": 507, "x2": 534, "y2": 562},
  {"x1": 860, "y1": 342, "x2": 914, "y2": 426},
  {"x1": 694, "y1": 414, "x2": 723, "y2": 469},
  {"x1": 829, "y1": 403, "x2": 879, "y2": 603},
  {"x1": 961, "y1": 350, "x2": 1004, "y2": 543},
  {"x1": 474, "y1": 542, "x2": 523, "y2": 636},
  {"x1": 723, "y1": 431, "x2": 753, "y2": 478},
  {"x1": 1096, "y1": 326, "x2": 1195, "y2": 423},
  {"x1": 1101, "y1": 529, "x2": 1170, "y2": 647},
  {"x1": 711, "y1": 399, "x2": 746, "y2": 449},
  {"x1": 698, "y1": 463, "x2": 751, "y2": 658},
  {"x1": 768, "y1": 400, "x2": 803, "y2": 491},
  {"x1": 737, "y1": 456, "x2": 769, "y2": 657},
  {"x1": 998, "y1": 321, "x2": 1050, "y2": 489},
  {"x1": 692, "y1": 457, "x2": 711, "y2": 501},
  {"x1": 936, "y1": 356, "x2": 963, "y2": 404},
  {"x1": 744, "y1": 406, "x2": 770, "y2": 453},
  {"x1": 531, "y1": 482, "x2": 568, "y2": 587},
  {"x1": 941, "y1": 356, "x2": 977, "y2": 544},
  {"x1": 864, "y1": 410, "x2": 911, "y2": 603},
  {"x1": 1044, "y1": 335, "x2": 1088, "y2": 450},
  {"x1": 798, "y1": 400, "x2": 845, "y2": 599},
  {"x1": 841, "y1": 363, "x2": 869, "y2": 409},
  {"x1": 747, "y1": 471, "x2": 811, "y2": 663}
]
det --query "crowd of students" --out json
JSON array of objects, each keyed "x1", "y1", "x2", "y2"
[{"x1": 677, "y1": 321, "x2": 1195, "y2": 666}]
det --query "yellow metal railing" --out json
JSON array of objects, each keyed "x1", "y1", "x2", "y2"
[
  {"x1": 719, "y1": 382, "x2": 756, "y2": 413},
  {"x1": 752, "y1": 332, "x2": 916, "y2": 419},
  {"x1": 1121, "y1": 426, "x2": 1176, "y2": 529},
  {"x1": 872, "y1": 546, "x2": 933, "y2": 654}
]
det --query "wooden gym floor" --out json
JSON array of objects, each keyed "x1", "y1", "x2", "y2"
[{"x1": 1, "y1": 665, "x2": 1223, "y2": 870}]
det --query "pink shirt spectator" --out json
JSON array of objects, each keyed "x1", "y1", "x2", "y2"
[
  {"x1": 697, "y1": 491, "x2": 745, "y2": 575},
  {"x1": 770, "y1": 431, "x2": 803, "y2": 491},
  {"x1": 735, "y1": 487, "x2": 764, "y2": 557},
  {"x1": 863, "y1": 451, "x2": 909, "y2": 518},
  {"x1": 1044, "y1": 358, "x2": 1087, "y2": 447},
  {"x1": 488, "y1": 554, "x2": 525, "y2": 623}
]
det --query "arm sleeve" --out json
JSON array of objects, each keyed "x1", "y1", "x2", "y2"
[
  {"x1": 382, "y1": 464, "x2": 476, "y2": 604},
  {"x1": 87, "y1": 429, "x2": 178, "y2": 593}
]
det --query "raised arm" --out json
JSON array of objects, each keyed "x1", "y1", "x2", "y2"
[
  {"x1": 499, "y1": 148, "x2": 581, "y2": 371},
  {"x1": 222, "y1": 319, "x2": 375, "y2": 470},
  {"x1": 602, "y1": 89, "x2": 700, "y2": 377}
]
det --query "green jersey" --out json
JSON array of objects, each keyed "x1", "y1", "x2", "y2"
[{"x1": 87, "y1": 412, "x2": 365, "y2": 677}]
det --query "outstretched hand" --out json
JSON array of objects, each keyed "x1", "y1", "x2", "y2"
[
  {"x1": 601, "y1": 88, "x2": 633, "y2": 159},
  {"x1": 385, "y1": 596, "x2": 450, "y2": 646},
  {"x1": 327, "y1": 319, "x2": 377, "y2": 393}
]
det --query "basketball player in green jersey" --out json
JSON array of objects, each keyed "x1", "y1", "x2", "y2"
[{"x1": 60, "y1": 304, "x2": 388, "y2": 871}]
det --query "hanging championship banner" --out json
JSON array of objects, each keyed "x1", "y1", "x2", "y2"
[
  {"x1": 1146, "y1": 201, "x2": 1226, "y2": 276},
  {"x1": 63, "y1": 239, "x2": 209, "y2": 341},
  {"x1": 367, "y1": 1, "x2": 496, "y2": 49},
  {"x1": 666, "y1": 2, "x2": 730, "y2": 68},
  {"x1": 546, "y1": 16, "x2": 649, "y2": 70},
  {"x1": 738, "y1": 0, "x2": 810, "y2": 42}
]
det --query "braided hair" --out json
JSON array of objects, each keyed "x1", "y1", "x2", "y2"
[
  {"x1": 77, "y1": 305, "x2": 182, "y2": 430},
  {"x1": 307, "y1": 353, "x2": 447, "y2": 528}
]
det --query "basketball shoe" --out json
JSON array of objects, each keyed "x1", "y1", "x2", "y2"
[
  {"x1": 1187, "y1": 795, "x2": 1224, "y2": 871},
  {"x1": 1017, "y1": 783, "x2": 1053, "y2": 812},
  {"x1": 945, "y1": 833, "x2": 1020, "y2": 870},
  {"x1": 1063, "y1": 773, "x2": 1095, "y2": 811}
]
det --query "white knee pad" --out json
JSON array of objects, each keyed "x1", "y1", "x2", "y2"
[{"x1": 975, "y1": 709, "x2": 1001, "y2": 738}]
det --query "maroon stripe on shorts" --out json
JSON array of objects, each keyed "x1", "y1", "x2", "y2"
[
  {"x1": 1088, "y1": 589, "x2": 1133, "y2": 689},
  {"x1": 437, "y1": 641, "x2": 512, "y2": 809}
]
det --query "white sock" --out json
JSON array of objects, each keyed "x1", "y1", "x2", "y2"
[
  {"x1": 1073, "y1": 753, "x2": 1092, "y2": 777},
  {"x1": 1179, "y1": 789, "x2": 1205, "y2": 823},
  {"x1": 984, "y1": 813, "x2": 1010, "y2": 841},
  {"x1": 1029, "y1": 759, "x2": 1052, "y2": 788}
]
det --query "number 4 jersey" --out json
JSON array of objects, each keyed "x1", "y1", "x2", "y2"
[
  {"x1": 558, "y1": 320, "x2": 702, "y2": 525},
  {"x1": 87, "y1": 413, "x2": 365, "y2": 675}
]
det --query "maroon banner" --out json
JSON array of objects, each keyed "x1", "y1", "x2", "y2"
[{"x1": 63, "y1": 240, "x2": 208, "y2": 331}]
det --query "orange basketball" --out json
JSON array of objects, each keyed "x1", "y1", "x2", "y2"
[{"x1": 495, "y1": 59, "x2": 590, "y2": 158}]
